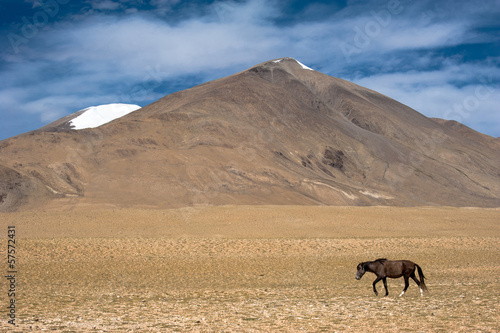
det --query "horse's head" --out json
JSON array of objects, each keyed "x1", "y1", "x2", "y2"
[{"x1": 355, "y1": 263, "x2": 366, "y2": 280}]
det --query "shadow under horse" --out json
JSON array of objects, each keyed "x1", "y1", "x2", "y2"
[{"x1": 356, "y1": 258, "x2": 428, "y2": 296}]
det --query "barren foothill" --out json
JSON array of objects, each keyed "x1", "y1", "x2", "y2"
[{"x1": 1, "y1": 206, "x2": 499, "y2": 332}]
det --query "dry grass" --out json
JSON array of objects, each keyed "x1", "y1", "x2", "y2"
[{"x1": 1, "y1": 206, "x2": 499, "y2": 332}]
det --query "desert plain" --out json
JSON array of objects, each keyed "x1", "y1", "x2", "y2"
[{"x1": 0, "y1": 205, "x2": 499, "y2": 332}]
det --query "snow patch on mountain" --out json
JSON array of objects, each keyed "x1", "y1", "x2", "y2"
[
  {"x1": 272, "y1": 58, "x2": 315, "y2": 71},
  {"x1": 70, "y1": 103, "x2": 141, "y2": 130},
  {"x1": 295, "y1": 60, "x2": 314, "y2": 71}
]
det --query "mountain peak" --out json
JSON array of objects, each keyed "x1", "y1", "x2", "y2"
[
  {"x1": 245, "y1": 58, "x2": 317, "y2": 77},
  {"x1": 271, "y1": 57, "x2": 315, "y2": 71}
]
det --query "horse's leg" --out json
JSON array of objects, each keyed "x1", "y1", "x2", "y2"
[
  {"x1": 372, "y1": 277, "x2": 382, "y2": 296},
  {"x1": 399, "y1": 276, "x2": 410, "y2": 297},
  {"x1": 410, "y1": 272, "x2": 424, "y2": 296},
  {"x1": 382, "y1": 277, "x2": 389, "y2": 297}
]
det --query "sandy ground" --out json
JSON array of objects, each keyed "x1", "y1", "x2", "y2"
[{"x1": 0, "y1": 206, "x2": 499, "y2": 332}]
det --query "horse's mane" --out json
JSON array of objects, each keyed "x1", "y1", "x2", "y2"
[{"x1": 374, "y1": 258, "x2": 388, "y2": 264}]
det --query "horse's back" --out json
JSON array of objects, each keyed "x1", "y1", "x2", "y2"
[{"x1": 384, "y1": 260, "x2": 415, "y2": 278}]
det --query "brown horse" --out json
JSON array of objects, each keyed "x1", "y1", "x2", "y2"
[{"x1": 356, "y1": 258, "x2": 428, "y2": 296}]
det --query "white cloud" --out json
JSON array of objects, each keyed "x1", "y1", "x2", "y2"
[{"x1": 150, "y1": 0, "x2": 181, "y2": 15}]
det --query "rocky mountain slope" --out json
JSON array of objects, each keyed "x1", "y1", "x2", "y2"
[{"x1": 1, "y1": 58, "x2": 499, "y2": 211}]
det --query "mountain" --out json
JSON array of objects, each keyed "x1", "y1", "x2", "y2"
[{"x1": 1, "y1": 57, "x2": 499, "y2": 211}]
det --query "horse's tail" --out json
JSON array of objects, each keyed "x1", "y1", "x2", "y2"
[{"x1": 415, "y1": 264, "x2": 428, "y2": 292}]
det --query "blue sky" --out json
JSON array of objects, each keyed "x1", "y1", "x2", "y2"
[{"x1": 1, "y1": 0, "x2": 499, "y2": 141}]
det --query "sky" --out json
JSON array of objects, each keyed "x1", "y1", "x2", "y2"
[{"x1": 0, "y1": 0, "x2": 499, "y2": 141}]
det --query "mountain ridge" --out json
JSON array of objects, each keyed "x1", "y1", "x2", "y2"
[{"x1": 1, "y1": 58, "x2": 499, "y2": 211}]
